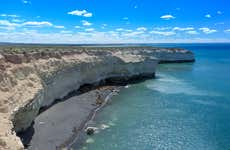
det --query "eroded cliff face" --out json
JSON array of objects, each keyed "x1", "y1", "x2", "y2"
[{"x1": 0, "y1": 46, "x2": 194, "y2": 150}]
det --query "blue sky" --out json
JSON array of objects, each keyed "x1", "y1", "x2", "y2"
[{"x1": 0, "y1": 0, "x2": 229, "y2": 43}]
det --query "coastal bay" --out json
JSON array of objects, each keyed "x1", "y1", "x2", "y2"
[
  {"x1": 76, "y1": 44, "x2": 230, "y2": 150},
  {"x1": 0, "y1": 45, "x2": 194, "y2": 150}
]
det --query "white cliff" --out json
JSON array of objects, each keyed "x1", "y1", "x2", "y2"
[{"x1": 0, "y1": 46, "x2": 194, "y2": 150}]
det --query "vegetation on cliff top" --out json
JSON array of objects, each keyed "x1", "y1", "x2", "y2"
[{"x1": 0, "y1": 44, "x2": 189, "y2": 54}]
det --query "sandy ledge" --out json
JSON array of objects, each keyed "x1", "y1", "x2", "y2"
[{"x1": 24, "y1": 86, "x2": 120, "y2": 150}]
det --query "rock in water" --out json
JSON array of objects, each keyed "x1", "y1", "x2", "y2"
[{"x1": 85, "y1": 127, "x2": 96, "y2": 135}]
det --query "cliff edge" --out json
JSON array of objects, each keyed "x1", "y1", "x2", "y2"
[{"x1": 0, "y1": 46, "x2": 194, "y2": 150}]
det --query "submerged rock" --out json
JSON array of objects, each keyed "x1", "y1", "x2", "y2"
[{"x1": 85, "y1": 127, "x2": 97, "y2": 135}]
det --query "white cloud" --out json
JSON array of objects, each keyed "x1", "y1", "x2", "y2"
[
  {"x1": 83, "y1": 13, "x2": 93, "y2": 17},
  {"x1": 85, "y1": 28, "x2": 95, "y2": 32},
  {"x1": 0, "y1": 26, "x2": 15, "y2": 30},
  {"x1": 186, "y1": 30, "x2": 199, "y2": 35},
  {"x1": 0, "y1": 20, "x2": 20, "y2": 30},
  {"x1": 199, "y1": 28, "x2": 217, "y2": 34},
  {"x1": 68, "y1": 10, "x2": 92, "y2": 17},
  {"x1": 150, "y1": 30, "x2": 176, "y2": 36},
  {"x1": 136, "y1": 27, "x2": 147, "y2": 31},
  {"x1": 54, "y1": 25, "x2": 65, "y2": 29},
  {"x1": 11, "y1": 19, "x2": 24, "y2": 23},
  {"x1": 60, "y1": 30, "x2": 72, "y2": 34},
  {"x1": 75, "y1": 26, "x2": 81, "y2": 29},
  {"x1": 0, "y1": 30, "x2": 229, "y2": 44},
  {"x1": 123, "y1": 17, "x2": 129, "y2": 20},
  {"x1": 122, "y1": 31, "x2": 144, "y2": 37},
  {"x1": 224, "y1": 29, "x2": 230, "y2": 33},
  {"x1": 217, "y1": 11, "x2": 222, "y2": 15},
  {"x1": 160, "y1": 15, "x2": 175, "y2": 20},
  {"x1": 0, "y1": 14, "x2": 19, "y2": 18},
  {"x1": 134, "y1": 5, "x2": 138, "y2": 9},
  {"x1": 173, "y1": 27, "x2": 194, "y2": 31},
  {"x1": 0, "y1": 20, "x2": 64, "y2": 29},
  {"x1": 153, "y1": 27, "x2": 171, "y2": 31},
  {"x1": 125, "y1": 29, "x2": 133, "y2": 32},
  {"x1": 116, "y1": 28, "x2": 124, "y2": 31},
  {"x1": 205, "y1": 14, "x2": 211, "y2": 18},
  {"x1": 81, "y1": 20, "x2": 92, "y2": 26},
  {"x1": 0, "y1": 20, "x2": 19, "y2": 27},
  {"x1": 22, "y1": 21, "x2": 53, "y2": 27},
  {"x1": 68, "y1": 10, "x2": 86, "y2": 16},
  {"x1": 22, "y1": 0, "x2": 31, "y2": 4}
]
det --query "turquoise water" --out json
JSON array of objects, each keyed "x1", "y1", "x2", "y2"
[{"x1": 77, "y1": 44, "x2": 230, "y2": 150}]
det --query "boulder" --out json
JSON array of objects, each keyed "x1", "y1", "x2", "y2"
[{"x1": 85, "y1": 127, "x2": 97, "y2": 135}]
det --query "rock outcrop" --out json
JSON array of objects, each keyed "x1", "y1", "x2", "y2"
[{"x1": 0, "y1": 46, "x2": 194, "y2": 150}]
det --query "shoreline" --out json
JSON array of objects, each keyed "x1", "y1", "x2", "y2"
[
  {"x1": 66, "y1": 86, "x2": 122, "y2": 149},
  {"x1": 17, "y1": 73, "x2": 156, "y2": 150},
  {"x1": 0, "y1": 45, "x2": 195, "y2": 150},
  {"x1": 21, "y1": 85, "x2": 121, "y2": 150}
]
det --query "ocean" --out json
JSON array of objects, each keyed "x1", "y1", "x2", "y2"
[{"x1": 75, "y1": 43, "x2": 230, "y2": 150}]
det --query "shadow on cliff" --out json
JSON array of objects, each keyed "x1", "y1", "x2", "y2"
[
  {"x1": 16, "y1": 73, "x2": 155, "y2": 148},
  {"x1": 16, "y1": 122, "x2": 35, "y2": 148}
]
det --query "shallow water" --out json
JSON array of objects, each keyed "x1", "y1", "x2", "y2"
[{"x1": 73, "y1": 44, "x2": 230, "y2": 150}]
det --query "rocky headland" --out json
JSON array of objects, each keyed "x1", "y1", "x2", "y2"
[{"x1": 0, "y1": 45, "x2": 194, "y2": 150}]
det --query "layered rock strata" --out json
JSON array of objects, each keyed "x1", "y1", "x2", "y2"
[{"x1": 0, "y1": 46, "x2": 194, "y2": 150}]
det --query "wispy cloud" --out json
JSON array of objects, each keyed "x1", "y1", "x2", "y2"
[
  {"x1": 123, "y1": 17, "x2": 129, "y2": 20},
  {"x1": 54, "y1": 25, "x2": 65, "y2": 29},
  {"x1": 153, "y1": 27, "x2": 171, "y2": 31},
  {"x1": 136, "y1": 27, "x2": 147, "y2": 31},
  {"x1": 75, "y1": 26, "x2": 81, "y2": 29},
  {"x1": 22, "y1": 0, "x2": 31, "y2": 4},
  {"x1": 150, "y1": 30, "x2": 176, "y2": 36},
  {"x1": 116, "y1": 28, "x2": 124, "y2": 31},
  {"x1": 22, "y1": 21, "x2": 53, "y2": 27},
  {"x1": 68, "y1": 10, "x2": 92, "y2": 17},
  {"x1": 199, "y1": 27, "x2": 217, "y2": 34},
  {"x1": 125, "y1": 29, "x2": 133, "y2": 32},
  {"x1": 1, "y1": 30, "x2": 229, "y2": 44},
  {"x1": 11, "y1": 19, "x2": 24, "y2": 23},
  {"x1": 173, "y1": 27, "x2": 194, "y2": 31},
  {"x1": 224, "y1": 29, "x2": 230, "y2": 33},
  {"x1": 0, "y1": 14, "x2": 19, "y2": 18},
  {"x1": 186, "y1": 30, "x2": 199, "y2": 35},
  {"x1": 0, "y1": 20, "x2": 19, "y2": 30},
  {"x1": 22, "y1": 21, "x2": 65, "y2": 29},
  {"x1": 0, "y1": 26, "x2": 16, "y2": 30},
  {"x1": 60, "y1": 30, "x2": 72, "y2": 34},
  {"x1": 160, "y1": 15, "x2": 175, "y2": 20},
  {"x1": 205, "y1": 14, "x2": 211, "y2": 18},
  {"x1": 81, "y1": 20, "x2": 92, "y2": 26},
  {"x1": 122, "y1": 31, "x2": 144, "y2": 37},
  {"x1": 0, "y1": 20, "x2": 19, "y2": 27},
  {"x1": 85, "y1": 28, "x2": 95, "y2": 32},
  {"x1": 217, "y1": 11, "x2": 222, "y2": 15}
]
